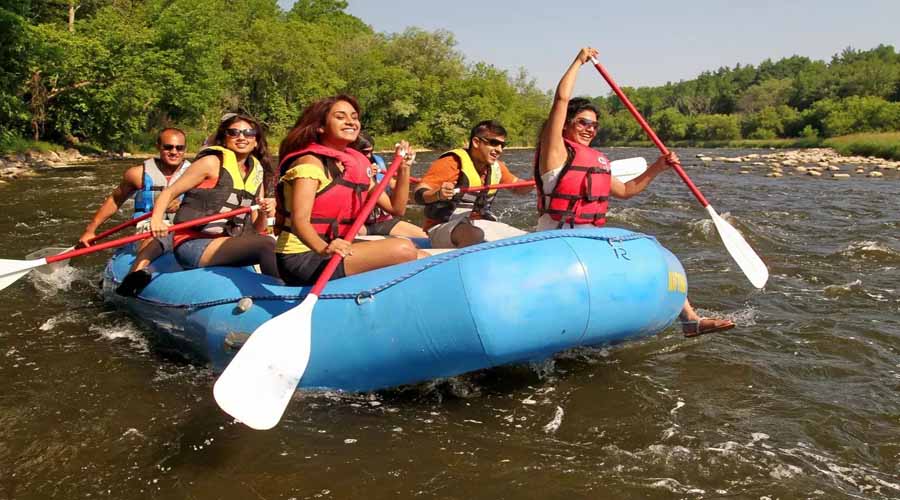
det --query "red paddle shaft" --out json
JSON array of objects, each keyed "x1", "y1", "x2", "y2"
[
  {"x1": 590, "y1": 57, "x2": 710, "y2": 207},
  {"x1": 310, "y1": 153, "x2": 406, "y2": 296},
  {"x1": 46, "y1": 206, "x2": 257, "y2": 264}
]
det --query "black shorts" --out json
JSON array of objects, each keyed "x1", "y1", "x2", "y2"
[
  {"x1": 276, "y1": 251, "x2": 347, "y2": 286},
  {"x1": 364, "y1": 217, "x2": 401, "y2": 236}
]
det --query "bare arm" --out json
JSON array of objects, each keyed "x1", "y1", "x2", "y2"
[
  {"x1": 252, "y1": 184, "x2": 269, "y2": 233},
  {"x1": 539, "y1": 47, "x2": 599, "y2": 176},
  {"x1": 378, "y1": 144, "x2": 414, "y2": 216},
  {"x1": 149, "y1": 155, "x2": 218, "y2": 238},
  {"x1": 610, "y1": 152, "x2": 677, "y2": 199},
  {"x1": 77, "y1": 165, "x2": 142, "y2": 246},
  {"x1": 290, "y1": 176, "x2": 333, "y2": 255}
]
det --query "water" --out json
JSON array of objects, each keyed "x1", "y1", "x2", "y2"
[{"x1": 1, "y1": 149, "x2": 898, "y2": 499}]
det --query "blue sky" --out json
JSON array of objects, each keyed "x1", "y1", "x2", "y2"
[{"x1": 278, "y1": 0, "x2": 900, "y2": 96}]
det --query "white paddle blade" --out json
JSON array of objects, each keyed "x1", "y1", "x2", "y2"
[
  {"x1": 213, "y1": 294, "x2": 317, "y2": 430},
  {"x1": 610, "y1": 157, "x2": 648, "y2": 183},
  {"x1": 0, "y1": 258, "x2": 46, "y2": 291},
  {"x1": 706, "y1": 206, "x2": 769, "y2": 289}
]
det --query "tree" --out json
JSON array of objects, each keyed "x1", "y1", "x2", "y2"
[{"x1": 650, "y1": 107, "x2": 688, "y2": 141}]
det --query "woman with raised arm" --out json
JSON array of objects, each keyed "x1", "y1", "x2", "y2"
[
  {"x1": 274, "y1": 95, "x2": 422, "y2": 286},
  {"x1": 535, "y1": 47, "x2": 734, "y2": 337}
]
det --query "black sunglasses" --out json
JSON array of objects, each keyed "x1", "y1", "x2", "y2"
[
  {"x1": 225, "y1": 128, "x2": 259, "y2": 138},
  {"x1": 161, "y1": 144, "x2": 186, "y2": 152},
  {"x1": 476, "y1": 136, "x2": 507, "y2": 148}
]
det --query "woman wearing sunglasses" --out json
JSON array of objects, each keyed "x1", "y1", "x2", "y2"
[
  {"x1": 535, "y1": 47, "x2": 734, "y2": 337},
  {"x1": 141, "y1": 114, "x2": 278, "y2": 284},
  {"x1": 274, "y1": 95, "x2": 422, "y2": 286}
]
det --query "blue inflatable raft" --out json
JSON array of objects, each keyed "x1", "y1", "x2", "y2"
[{"x1": 101, "y1": 228, "x2": 688, "y2": 392}]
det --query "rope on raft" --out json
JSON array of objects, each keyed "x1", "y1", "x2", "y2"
[{"x1": 132, "y1": 230, "x2": 656, "y2": 310}]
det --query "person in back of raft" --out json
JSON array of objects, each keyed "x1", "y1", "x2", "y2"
[
  {"x1": 536, "y1": 47, "x2": 735, "y2": 337},
  {"x1": 274, "y1": 95, "x2": 422, "y2": 286},
  {"x1": 142, "y1": 114, "x2": 278, "y2": 285},
  {"x1": 77, "y1": 128, "x2": 191, "y2": 297},
  {"x1": 350, "y1": 131, "x2": 427, "y2": 239},
  {"x1": 414, "y1": 120, "x2": 534, "y2": 248}
]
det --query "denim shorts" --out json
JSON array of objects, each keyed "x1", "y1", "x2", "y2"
[{"x1": 174, "y1": 237, "x2": 216, "y2": 269}]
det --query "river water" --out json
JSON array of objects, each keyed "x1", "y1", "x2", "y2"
[{"x1": 1, "y1": 148, "x2": 898, "y2": 499}]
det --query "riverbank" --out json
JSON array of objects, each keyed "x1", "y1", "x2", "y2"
[
  {"x1": 3, "y1": 131, "x2": 899, "y2": 183},
  {"x1": 607, "y1": 132, "x2": 900, "y2": 161},
  {"x1": 691, "y1": 147, "x2": 899, "y2": 179},
  {"x1": 0, "y1": 149, "x2": 144, "y2": 184}
]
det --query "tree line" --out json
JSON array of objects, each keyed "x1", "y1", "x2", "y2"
[
  {"x1": 593, "y1": 45, "x2": 900, "y2": 144},
  {"x1": 1, "y1": 0, "x2": 898, "y2": 152}
]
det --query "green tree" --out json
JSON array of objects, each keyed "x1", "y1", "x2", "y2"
[
  {"x1": 649, "y1": 107, "x2": 688, "y2": 141},
  {"x1": 688, "y1": 114, "x2": 740, "y2": 141}
]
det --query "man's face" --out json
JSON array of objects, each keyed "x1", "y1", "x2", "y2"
[
  {"x1": 157, "y1": 131, "x2": 186, "y2": 168},
  {"x1": 470, "y1": 132, "x2": 507, "y2": 167}
]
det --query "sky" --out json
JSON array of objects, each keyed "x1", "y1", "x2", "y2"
[{"x1": 278, "y1": 0, "x2": 900, "y2": 96}]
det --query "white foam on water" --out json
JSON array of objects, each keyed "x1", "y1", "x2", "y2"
[
  {"x1": 687, "y1": 218, "x2": 716, "y2": 239},
  {"x1": 769, "y1": 463, "x2": 803, "y2": 479},
  {"x1": 90, "y1": 323, "x2": 149, "y2": 352},
  {"x1": 39, "y1": 317, "x2": 58, "y2": 331},
  {"x1": 839, "y1": 240, "x2": 900, "y2": 259},
  {"x1": 542, "y1": 406, "x2": 564, "y2": 434},
  {"x1": 28, "y1": 264, "x2": 84, "y2": 297},
  {"x1": 694, "y1": 304, "x2": 757, "y2": 327}
]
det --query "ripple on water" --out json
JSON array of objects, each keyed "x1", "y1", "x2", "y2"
[{"x1": 836, "y1": 240, "x2": 900, "y2": 264}]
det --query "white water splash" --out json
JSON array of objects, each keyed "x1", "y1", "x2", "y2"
[
  {"x1": 542, "y1": 406, "x2": 564, "y2": 434},
  {"x1": 28, "y1": 264, "x2": 84, "y2": 297},
  {"x1": 90, "y1": 323, "x2": 149, "y2": 352}
]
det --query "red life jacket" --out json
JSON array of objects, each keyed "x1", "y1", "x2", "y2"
[
  {"x1": 535, "y1": 138, "x2": 611, "y2": 228},
  {"x1": 276, "y1": 143, "x2": 371, "y2": 242}
]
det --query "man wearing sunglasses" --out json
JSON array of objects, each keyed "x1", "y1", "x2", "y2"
[
  {"x1": 77, "y1": 128, "x2": 191, "y2": 293},
  {"x1": 415, "y1": 120, "x2": 533, "y2": 248}
]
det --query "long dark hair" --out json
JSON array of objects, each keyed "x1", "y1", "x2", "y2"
[
  {"x1": 212, "y1": 113, "x2": 272, "y2": 173},
  {"x1": 279, "y1": 94, "x2": 361, "y2": 161}
]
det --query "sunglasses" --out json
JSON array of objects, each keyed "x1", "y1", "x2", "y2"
[
  {"x1": 225, "y1": 128, "x2": 258, "y2": 138},
  {"x1": 161, "y1": 144, "x2": 185, "y2": 152},
  {"x1": 574, "y1": 118, "x2": 599, "y2": 130},
  {"x1": 476, "y1": 136, "x2": 507, "y2": 148}
]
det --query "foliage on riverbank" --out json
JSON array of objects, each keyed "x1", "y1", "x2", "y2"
[
  {"x1": 0, "y1": 0, "x2": 549, "y2": 151},
  {"x1": 592, "y1": 45, "x2": 900, "y2": 145},
  {"x1": 822, "y1": 132, "x2": 900, "y2": 160},
  {"x1": 1, "y1": 1, "x2": 898, "y2": 155}
]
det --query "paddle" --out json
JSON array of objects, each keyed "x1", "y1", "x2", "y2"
[
  {"x1": 213, "y1": 149, "x2": 409, "y2": 430},
  {"x1": 378, "y1": 169, "x2": 420, "y2": 184},
  {"x1": 0, "y1": 205, "x2": 257, "y2": 291},
  {"x1": 452, "y1": 158, "x2": 648, "y2": 194},
  {"x1": 590, "y1": 56, "x2": 769, "y2": 289},
  {"x1": 88, "y1": 211, "x2": 153, "y2": 244},
  {"x1": 455, "y1": 180, "x2": 535, "y2": 194},
  {"x1": 24, "y1": 212, "x2": 156, "y2": 277}
]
